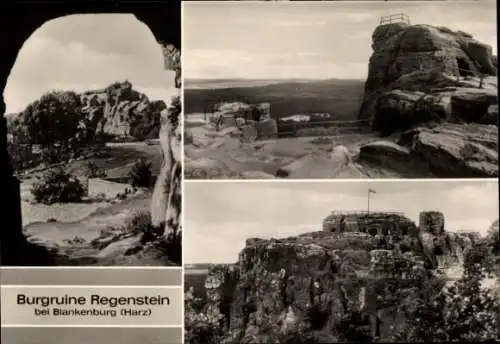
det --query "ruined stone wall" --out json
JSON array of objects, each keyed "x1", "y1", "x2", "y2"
[{"x1": 322, "y1": 211, "x2": 416, "y2": 237}]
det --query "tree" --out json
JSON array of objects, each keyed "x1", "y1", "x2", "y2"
[
  {"x1": 129, "y1": 158, "x2": 153, "y2": 188},
  {"x1": 486, "y1": 219, "x2": 499, "y2": 257},
  {"x1": 21, "y1": 91, "x2": 83, "y2": 147},
  {"x1": 396, "y1": 241, "x2": 499, "y2": 342},
  {"x1": 30, "y1": 167, "x2": 86, "y2": 204}
]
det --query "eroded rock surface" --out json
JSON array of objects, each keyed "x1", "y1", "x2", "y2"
[
  {"x1": 358, "y1": 23, "x2": 498, "y2": 177},
  {"x1": 359, "y1": 123, "x2": 498, "y2": 177},
  {"x1": 187, "y1": 210, "x2": 479, "y2": 342},
  {"x1": 150, "y1": 45, "x2": 182, "y2": 251}
]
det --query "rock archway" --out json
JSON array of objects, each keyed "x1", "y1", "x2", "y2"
[{"x1": 0, "y1": 2, "x2": 181, "y2": 265}]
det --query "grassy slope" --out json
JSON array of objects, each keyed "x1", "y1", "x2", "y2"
[{"x1": 184, "y1": 78, "x2": 366, "y2": 121}]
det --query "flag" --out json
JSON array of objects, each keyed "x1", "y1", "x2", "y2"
[{"x1": 368, "y1": 189, "x2": 376, "y2": 194}]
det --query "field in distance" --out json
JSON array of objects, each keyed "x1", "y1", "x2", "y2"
[{"x1": 184, "y1": 78, "x2": 366, "y2": 121}]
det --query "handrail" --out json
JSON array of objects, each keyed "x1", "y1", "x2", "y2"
[
  {"x1": 327, "y1": 211, "x2": 406, "y2": 216},
  {"x1": 379, "y1": 13, "x2": 410, "y2": 25}
]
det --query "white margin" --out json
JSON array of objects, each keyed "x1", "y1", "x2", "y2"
[{"x1": 180, "y1": 2, "x2": 186, "y2": 343}]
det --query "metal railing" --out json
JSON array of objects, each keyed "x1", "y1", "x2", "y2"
[
  {"x1": 328, "y1": 211, "x2": 406, "y2": 216},
  {"x1": 379, "y1": 13, "x2": 410, "y2": 25}
]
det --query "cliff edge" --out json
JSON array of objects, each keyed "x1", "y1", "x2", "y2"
[
  {"x1": 185, "y1": 211, "x2": 477, "y2": 342},
  {"x1": 357, "y1": 23, "x2": 498, "y2": 178}
]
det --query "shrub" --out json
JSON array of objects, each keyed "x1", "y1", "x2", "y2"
[
  {"x1": 30, "y1": 167, "x2": 85, "y2": 204},
  {"x1": 129, "y1": 158, "x2": 153, "y2": 188},
  {"x1": 85, "y1": 161, "x2": 107, "y2": 178},
  {"x1": 396, "y1": 242, "x2": 499, "y2": 342},
  {"x1": 126, "y1": 210, "x2": 153, "y2": 235}
]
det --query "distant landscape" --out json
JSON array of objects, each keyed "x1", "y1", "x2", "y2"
[{"x1": 184, "y1": 78, "x2": 366, "y2": 121}]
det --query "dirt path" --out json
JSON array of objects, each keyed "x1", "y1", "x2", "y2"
[{"x1": 23, "y1": 192, "x2": 151, "y2": 249}]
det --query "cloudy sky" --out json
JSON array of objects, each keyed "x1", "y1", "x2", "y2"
[
  {"x1": 185, "y1": 180, "x2": 498, "y2": 264},
  {"x1": 184, "y1": 0, "x2": 497, "y2": 80},
  {"x1": 4, "y1": 14, "x2": 177, "y2": 114}
]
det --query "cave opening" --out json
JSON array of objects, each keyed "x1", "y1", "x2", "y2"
[
  {"x1": 0, "y1": 3, "x2": 181, "y2": 266},
  {"x1": 375, "y1": 107, "x2": 404, "y2": 137},
  {"x1": 456, "y1": 57, "x2": 473, "y2": 77}
]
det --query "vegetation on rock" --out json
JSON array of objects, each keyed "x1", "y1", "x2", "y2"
[{"x1": 185, "y1": 217, "x2": 500, "y2": 343}]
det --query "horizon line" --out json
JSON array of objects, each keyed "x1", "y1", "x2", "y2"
[{"x1": 185, "y1": 77, "x2": 366, "y2": 81}]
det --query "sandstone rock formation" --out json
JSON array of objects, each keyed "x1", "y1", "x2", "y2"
[
  {"x1": 190, "y1": 231, "x2": 430, "y2": 342},
  {"x1": 359, "y1": 123, "x2": 498, "y2": 177},
  {"x1": 150, "y1": 45, "x2": 182, "y2": 253},
  {"x1": 187, "y1": 210, "x2": 478, "y2": 342},
  {"x1": 80, "y1": 81, "x2": 166, "y2": 138},
  {"x1": 357, "y1": 23, "x2": 498, "y2": 178}
]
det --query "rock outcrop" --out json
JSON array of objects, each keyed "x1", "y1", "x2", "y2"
[
  {"x1": 359, "y1": 123, "x2": 498, "y2": 177},
  {"x1": 186, "y1": 210, "x2": 478, "y2": 342},
  {"x1": 80, "y1": 81, "x2": 166, "y2": 138},
  {"x1": 189, "y1": 231, "x2": 430, "y2": 343},
  {"x1": 357, "y1": 23, "x2": 498, "y2": 178},
  {"x1": 360, "y1": 23, "x2": 497, "y2": 125},
  {"x1": 150, "y1": 46, "x2": 182, "y2": 254}
]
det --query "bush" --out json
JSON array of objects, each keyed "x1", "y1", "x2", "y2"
[
  {"x1": 396, "y1": 242, "x2": 499, "y2": 342},
  {"x1": 128, "y1": 158, "x2": 152, "y2": 187},
  {"x1": 85, "y1": 161, "x2": 107, "y2": 178},
  {"x1": 30, "y1": 168, "x2": 86, "y2": 204},
  {"x1": 126, "y1": 210, "x2": 153, "y2": 235}
]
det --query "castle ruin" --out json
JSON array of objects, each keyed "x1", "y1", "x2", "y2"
[{"x1": 322, "y1": 211, "x2": 418, "y2": 237}]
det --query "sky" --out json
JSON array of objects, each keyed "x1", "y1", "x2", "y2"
[
  {"x1": 3, "y1": 14, "x2": 177, "y2": 114},
  {"x1": 184, "y1": 180, "x2": 499, "y2": 264},
  {"x1": 183, "y1": 0, "x2": 497, "y2": 80}
]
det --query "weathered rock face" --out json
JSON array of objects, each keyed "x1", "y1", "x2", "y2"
[
  {"x1": 322, "y1": 211, "x2": 417, "y2": 237},
  {"x1": 359, "y1": 23, "x2": 497, "y2": 136},
  {"x1": 359, "y1": 123, "x2": 498, "y2": 177},
  {"x1": 190, "y1": 231, "x2": 435, "y2": 343},
  {"x1": 80, "y1": 81, "x2": 166, "y2": 137},
  {"x1": 150, "y1": 45, "x2": 182, "y2": 249},
  {"x1": 187, "y1": 208, "x2": 485, "y2": 342}
]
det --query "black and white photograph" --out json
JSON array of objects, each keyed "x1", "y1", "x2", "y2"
[
  {"x1": 183, "y1": 0, "x2": 497, "y2": 179},
  {"x1": 184, "y1": 180, "x2": 500, "y2": 343},
  {"x1": 0, "y1": 3, "x2": 182, "y2": 266}
]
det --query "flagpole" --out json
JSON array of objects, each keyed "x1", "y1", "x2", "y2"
[{"x1": 367, "y1": 190, "x2": 370, "y2": 214}]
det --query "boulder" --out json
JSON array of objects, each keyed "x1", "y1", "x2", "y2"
[
  {"x1": 358, "y1": 140, "x2": 433, "y2": 177},
  {"x1": 359, "y1": 123, "x2": 498, "y2": 177},
  {"x1": 184, "y1": 157, "x2": 234, "y2": 179},
  {"x1": 399, "y1": 124, "x2": 498, "y2": 177},
  {"x1": 359, "y1": 23, "x2": 497, "y2": 135}
]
